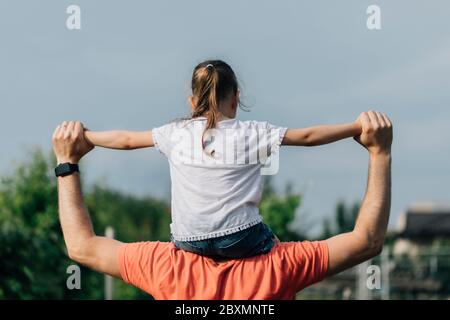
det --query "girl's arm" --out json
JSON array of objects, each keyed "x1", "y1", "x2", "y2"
[
  {"x1": 84, "y1": 130, "x2": 154, "y2": 150},
  {"x1": 282, "y1": 121, "x2": 362, "y2": 146}
]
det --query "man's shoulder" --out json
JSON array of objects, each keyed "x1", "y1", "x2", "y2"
[
  {"x1": 120, "y1": 240, "x2": 328, "y2": 270},
  {"x1": 256, "y1": 241, "x2": 329, "y2": 271}
]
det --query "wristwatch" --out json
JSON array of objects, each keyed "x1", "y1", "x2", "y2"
[{"x1": 55, "y1": 163, "x2": 79, "y2": 177}]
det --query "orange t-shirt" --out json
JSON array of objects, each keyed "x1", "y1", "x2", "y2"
[{"x1": 118, "y1": 241, "x2": 329, "y2": 300}]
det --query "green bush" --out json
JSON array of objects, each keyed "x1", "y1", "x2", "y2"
[{"x1": 0, "y1": 149, "x2": 170, "y2": 299}]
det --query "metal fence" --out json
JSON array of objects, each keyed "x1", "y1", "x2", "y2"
[{"x1": 298, "y1": 248, "x2": 450, "y2": 300}]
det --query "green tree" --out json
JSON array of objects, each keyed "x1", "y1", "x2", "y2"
[
  {"x1": 86, "y1": 185, "x2": 170, "y2": 243},
  {"x1": 0, "y1": 149, "x2": 73, "y2": 299},
  {"x1": 322, "y1": 200, "x2": 360, "y2": 239},
  {"x1": 0, "y1": 149, "x2": 170, "y2": 299},
  {"x1": 259, "y1": 177, "x2": 306, "y2": 241}
]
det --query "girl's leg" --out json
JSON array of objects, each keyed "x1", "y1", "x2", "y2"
[
  {"x1": 213, "y1": 223, "x2": 275, "y2": 259},
  {"x1": 172, "y1": 236, "x2": 209, "y2": 256}
]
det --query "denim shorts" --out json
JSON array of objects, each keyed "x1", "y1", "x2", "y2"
[{"x1": 172, "y1": 222, "x2": 275, "y2": 259}]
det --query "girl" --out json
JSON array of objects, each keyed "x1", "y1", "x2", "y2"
[{"x1": 85, "y1": 59, "x2": 362, "y2": 259}]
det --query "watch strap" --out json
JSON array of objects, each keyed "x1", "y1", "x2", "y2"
[{"x1": 55, "y1": 163, "x2": 79, "y2": 177}]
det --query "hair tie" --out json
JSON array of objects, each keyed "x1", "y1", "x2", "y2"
[{"x1": 206, "y1": 64, "x2": 214, "y2": 69}]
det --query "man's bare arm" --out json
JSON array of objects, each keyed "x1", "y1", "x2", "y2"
[
  {"x1": 53, "y1": 121, "x2": 124, "y2": 278},
  {"x1": 325, "y1": 111, "x2": 393, "y2": 276},
  {"x1": 326, "y1": 153, "x2": 391, "y2": 275},
  {"x1": 57, "y1": 173, "x2": 123, "y2": 278}
]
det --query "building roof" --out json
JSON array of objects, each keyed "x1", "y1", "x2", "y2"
[{"x1": 398, "y1": 203, "x2": 450, "y2": 238}]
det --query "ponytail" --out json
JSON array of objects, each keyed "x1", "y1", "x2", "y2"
[
  {"x1": 202, "y1": 67, "x2": 219, "y2": 151},
  {"x1": 190, "y1": 60, "x2": 240, "y2": 155}
]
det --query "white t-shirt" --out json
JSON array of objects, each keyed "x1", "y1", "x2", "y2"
[{"x1": 152, "y1": 116, "x2": 287, "y2": 241}]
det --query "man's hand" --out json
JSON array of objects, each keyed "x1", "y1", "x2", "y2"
[
  {"x1": 326, "y1": 111, "x2": 393, "y2": 276},
  {"x1": 354, "y1": 111, "x2": 393, "y2": 155},
  {"x1": 52, "y1": 121, "x2": 94, "y2": 164}
]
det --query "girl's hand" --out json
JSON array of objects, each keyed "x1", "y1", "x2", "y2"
[
  {"x1": 83, "y1": 128, "x2": 95, "y2": 146},
  {"x1": 354, "y1": 113, "x2": 365, "y2": 134}
]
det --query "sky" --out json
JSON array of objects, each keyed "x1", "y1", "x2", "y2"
[{"x1": 1, "y1": 1, "x2": 449, "y2": 236}]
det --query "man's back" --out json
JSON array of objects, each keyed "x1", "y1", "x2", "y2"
[{"x1": 118, "y1": 241, "x2": 329, "y2": 300}]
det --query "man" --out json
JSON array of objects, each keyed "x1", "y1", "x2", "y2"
[{"x1": 52, "y1": 111, "x2": 392, "y2": 299}]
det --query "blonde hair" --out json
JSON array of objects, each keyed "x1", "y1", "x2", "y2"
[{"x1": 190, "y1": 60, "x2": 243, "y2": 150}]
